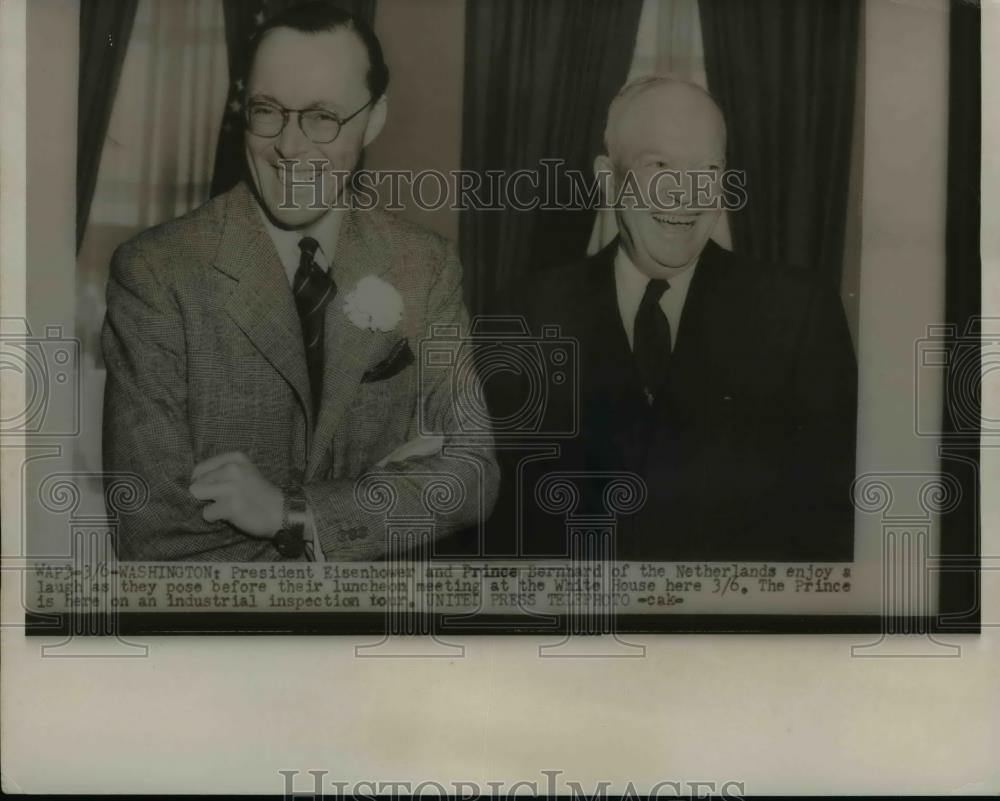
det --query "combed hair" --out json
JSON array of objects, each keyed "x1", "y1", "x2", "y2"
[{"x1": 242, "y1": 1, "x2": 390, "y2": 102}]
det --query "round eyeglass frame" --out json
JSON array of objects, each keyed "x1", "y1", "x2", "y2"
[{"x1": 244, "y1": 97, "x2": 373, "y2": 144}]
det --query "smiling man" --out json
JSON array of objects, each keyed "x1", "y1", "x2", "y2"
[
  {"x1": 102, "y1": 2, "x2": 498, "y2": 561},
  {"x1": 503, "y1": 75, "x2": 858, "y2": 561}
]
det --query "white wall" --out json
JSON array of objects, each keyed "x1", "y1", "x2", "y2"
[
  {"x1": 367, "y1": 0, "x2": 466, "y2": 242},
  {"x1": 854, "y1": 0, "x2": 950, "y2": 548}
]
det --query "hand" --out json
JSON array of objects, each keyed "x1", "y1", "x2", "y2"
[
  {"x1": 375, "y1": 434, "x2": 445, "y2": 468},
  {"x1": 189, "y1": 452, "x2": 283, "y2": 538}
]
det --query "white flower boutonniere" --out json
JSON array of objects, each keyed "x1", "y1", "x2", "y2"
[{"x1": 343, "y1": 276, "x2": 403, "y2": 332}]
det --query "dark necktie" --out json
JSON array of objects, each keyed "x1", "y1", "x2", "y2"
[
  {"x1": 292, "y1": 237, "x2": 337, "y2": 415},
  {"x1": 633, "y1": 278, "x2": 671, "y2": 405}
]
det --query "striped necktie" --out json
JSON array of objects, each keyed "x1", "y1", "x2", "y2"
[{"x1": 292, "y1": 236, "x2": 337, "y2": 415}]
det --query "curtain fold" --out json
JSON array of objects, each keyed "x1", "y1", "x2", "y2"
[
  {"x1": 698, "y1": 0, "x2": 860, "y2": 285},
  {"x1": 210, "y1": 0, "x2": 377, "y2": 197},
  {"x1": 77, "y1": 0, "x2": 140, "y2": 252},
  {"x1": 460, "y1": 0, "x2": 644, "y2": 315},
  {"x1": 945, "y1": 0, "x2": 980, "y2": 337}
]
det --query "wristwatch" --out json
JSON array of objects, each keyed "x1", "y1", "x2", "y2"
[{"x1": 273, "y1": 486, "x2": 309, "y2": 558}]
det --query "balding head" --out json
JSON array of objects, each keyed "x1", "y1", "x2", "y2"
[{"x1": 604, "y1": 74, "x2": 726, "y2": 165}]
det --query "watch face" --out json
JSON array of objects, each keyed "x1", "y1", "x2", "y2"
[{"x1": 274, "y1": 528, "x2": 305, "y2": 558}]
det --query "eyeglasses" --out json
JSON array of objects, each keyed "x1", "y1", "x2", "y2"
[{"x1": 244, "y1": 97, "x2": 373, "y2": 144}]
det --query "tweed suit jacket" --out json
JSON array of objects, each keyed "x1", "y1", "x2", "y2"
[{"x1": 103, "y1": 181, "x2": 499, "y2": 561}]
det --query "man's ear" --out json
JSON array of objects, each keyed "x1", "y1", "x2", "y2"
[
  {"x1": 362, "y1": 95, "x2": 388, "y2": 147},
  {"x1": 594, "y1": 154, "x2": 617, "y2": 206}
]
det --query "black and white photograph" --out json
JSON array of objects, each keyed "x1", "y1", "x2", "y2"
[
  {"x1": 5, "y1": 0, "x2": 984, "y2": 632},
  {"x1": 1, "y1": 0, "x2": 997, "y2": 795}
]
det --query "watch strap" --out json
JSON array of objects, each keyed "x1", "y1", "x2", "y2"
[{"x1": 273, "y1": 485, "x2": 308, "y2": 558}]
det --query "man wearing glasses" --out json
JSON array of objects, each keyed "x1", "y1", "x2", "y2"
[{"x1": 102, "y1": 1, "x2": 498, "y2": 561}]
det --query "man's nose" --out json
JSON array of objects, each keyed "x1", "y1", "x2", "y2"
[{"x1": 275, "y1": 114, "x2": 310, "y2": 161}]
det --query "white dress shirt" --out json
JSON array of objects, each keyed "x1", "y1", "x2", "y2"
[
  {"x1": 257, "y1": 205, "x2": 346, "y2": 562},
  {"x1": 256, "y1": 203, "x2": 343, "y2": 283},
  {"x1": 614, "y1": 245, "x2": 699, "y2": 352}
]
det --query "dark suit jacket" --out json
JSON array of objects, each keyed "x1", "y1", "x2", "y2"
[
  {"x1": 491, "y1": 238, "x2": 857, "y2": 562},
  {"x1": 102, "y1": 181, "x2": 498, "y2": 561}
]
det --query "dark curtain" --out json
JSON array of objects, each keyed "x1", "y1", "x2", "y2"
[
  {"x1": 699, "y1": 0, "x2": 861, "y2": 285},
  {"x1": 210, "y1": 0, "x2": 377, "y2": 197},
  {"x1": 77, "y1": 0, "x2": 140, "y2": 252},
  {"x1": 940, "y1": 0, "x2": 981, "y2": 626},
  {"x1": 459, "y1": 0, "x2": 644, "y2": 315}
]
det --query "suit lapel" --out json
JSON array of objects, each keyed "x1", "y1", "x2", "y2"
[
  {"x1": 306, "y1": 208, "x2": 395, "y2": 479},
  {"x1": 679, "y1": 240, "x2": 755, "y2": 391},
  {"x1": 214, "y1": 182, "x2": 313, "y2": 431},
  {"x1": 646, "y1": 239, "x2": 751, "y2": 485},
  {"x1": 657, "y1": 239, "x2": 740, "y2": 406},
  {"x1": 585, "y1": 240, "x2": 646, "y2": 403},
  {"x1": 579, "y1": 242, "x2": 649, "y2": 471}
]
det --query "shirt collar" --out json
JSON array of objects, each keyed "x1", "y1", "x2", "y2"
[
  {"x1": 614, "y1": 243, "x2": 700, "y2": 296},
  {"x1": 255, "y1": 202, "x2": 345, "y2": 277}
]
